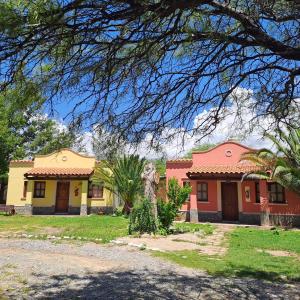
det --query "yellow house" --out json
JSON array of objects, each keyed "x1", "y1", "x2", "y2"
[{"x1": 6, "y1": 149, "x2": 114, "y2": 215}]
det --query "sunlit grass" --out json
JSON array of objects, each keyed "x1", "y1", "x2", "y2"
[{"x1": 154, "y1": 227, "x2": 300, "y2": 282}]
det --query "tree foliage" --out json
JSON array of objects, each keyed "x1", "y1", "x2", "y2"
[
  {"x1": 184, "y1": 143, "x2": 216, "y2": 158},
  {"x1": 0, "y1": 1, "x2": 299, "y2": 145},
  {"x1": 0, "y1": 77, "x2": 80, "y2": 176},
  {"x1": 94, "y1": 154, "x2": 146, "y2": 214},
  {"x1": 242, "y1": 126, "x2": 300, "y2": 194},
  {"x1": 157, "y1": 178, "x2": 192, "y2": 232}
]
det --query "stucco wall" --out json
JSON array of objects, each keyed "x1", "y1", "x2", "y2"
[
  {"x1": 32, "y1": 180, "x2": 56, "y2": 207},
  {"x1": 6, "y1": 163, "x2": 33, "y2": 206},
  {"x1": 241, "y1": 180, "x2": 261, "y2": 213},
  {"x1": 191, "y1": 142, "x2": 253, "y2": 166},
  {"x1": 34, "y1": 149, "x2": 95, "y2": 168}
]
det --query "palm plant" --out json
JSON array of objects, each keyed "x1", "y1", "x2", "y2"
[
  {"x1": 94, "y1": 154, "x2": 146, "y2": 214},
  {"x1": 241, "y1": 126, "x2": 300, "y2": 195}
]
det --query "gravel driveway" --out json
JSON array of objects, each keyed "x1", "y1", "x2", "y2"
[{"x1": 0, "y1": 238, "x2": 299, "y2": 299}]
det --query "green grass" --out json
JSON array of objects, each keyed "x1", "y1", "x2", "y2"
[
  {"x1": 154, "y1": 227, "x2": 300, "y2": 282},
  {"x1": 173, "y1": 222, "x2": 215, "y2": 235},
  {"x1": 0, "y1": 215, "x2": 128, "y2": 243}
]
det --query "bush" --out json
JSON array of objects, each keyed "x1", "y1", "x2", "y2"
[
  {"x1": 157, "y1": 178, "x2": 192, "y2": 233},
  {"x1": 129, "y1": 198, "x2": 157, "y2": 235},
  {"x1": 157, "y1": 199, "x2": 176, "y2": 231},
  {"x1": 113, "y1": 206, "x2": 124, "y2": 217}
]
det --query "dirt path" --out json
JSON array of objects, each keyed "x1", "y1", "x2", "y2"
[
  {"x1": 115, "y1": 224, "x2": 233, "y2": 255},
  {"x1": 0, "y1": 239, "x2": 299, "y2": 299}
]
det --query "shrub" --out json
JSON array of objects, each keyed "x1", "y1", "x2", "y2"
[
  {"x1": 157, "y1": 178, "x2": 191, "y2": 233},
  {"x1": 113, "y1": 206, "x2": 124, "y2": 217},
  {"x1": 128, "y1": 198, "x2": 157, "y2": 235}
]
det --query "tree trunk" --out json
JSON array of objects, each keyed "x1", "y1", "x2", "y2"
[{"x1": 122, "y1": 201, "x2": 132, "y2": 215}]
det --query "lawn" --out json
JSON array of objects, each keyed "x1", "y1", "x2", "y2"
[
  {"x1": 155, "y1": 227, "x2": 300, "y2": 282},
  {"x1": 0, "y1": 215, "x2": 129, "y2": 243},
  {"x1": 173, "y1": 222, "x2": 215, "y2": 235}
]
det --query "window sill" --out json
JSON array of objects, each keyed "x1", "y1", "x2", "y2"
[
  {"x1": 268, "y1": 203, "x2": 288, "y2": 206},
  {"x1": 33, "y1": 197, "x2": 45, "y2": 199},
  {"x1": 21, "y1": 197, "x2": 26, "y2": 201},
  {"x1": 197, "y1": 201, "x2": 209, "y2": 203},
  {"x1": 88, "y1": 198, "x2": 104, "y2": 200}
]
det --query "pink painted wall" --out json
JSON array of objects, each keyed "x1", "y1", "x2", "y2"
[
  {"x1": 258, "y1": 180, "x2": 300, "y2": 215},
  {"x1": 241, "y1": 180, "x2": 300, "y2": 215},
  {"x1": 192, "y1": 142, "x2": 253, "y2": 166},
  {"x1": 241, "y1": 181, "x2": 261, "y2": 213},
  {"x1": 197, "y1": 180, "x2": 218, "y2": 211}
]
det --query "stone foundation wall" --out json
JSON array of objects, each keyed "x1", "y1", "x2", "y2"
[
  {"x1": 178, "y1": 210, "x2": 300, "y2": 227},
  {"x1": 14, "y1": 205, "x2": 32, "y2": 215},
  {"x1": 68, "y1": 206, "x2": 80, "y2": 215},
  {"x1": 266, "y1": 213, "x2": 300, "y2": 227},
  {"x1": 239, "y1": 213, "x2": 261, "y2": 225},
  {"x1": 198, "y1": 211, "x2": 222, "y2": 222},
  {"x1": 177, "y1": 211, "x2": 189, "y2": 222},
  {"x1": 88, "y1": 206, "x2": 113, "y2": 215},
  {"x1": 178, "y1": 211, "x2": 222, "y2": 223},
  {"x1": 14, "y1": 205, "x2": 113, "y2": 216},
  {"x1": 32, "y1": 206, "x2": 55, "y2": 215}
]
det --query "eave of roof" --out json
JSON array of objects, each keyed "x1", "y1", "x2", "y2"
[
  {"x1": 167, "y1": 159, "x2": 192, "y2": 163},
  {"x1": 187, "y1": 164, "x2": 260, "y2": 175},
  {"x1": 10, "y1": 160, "x2": 34, "y2": 165},
  {"x1": 24, "y1": 167, "x2": 94, "y2": 177}
]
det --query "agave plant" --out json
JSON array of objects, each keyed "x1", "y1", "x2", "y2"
[
  {"x1": 241, "y1": 126, "x2": 300, "y2": 195},
  {"x1": 94, "y1": 154, "x2": 146, "y2": 214}
]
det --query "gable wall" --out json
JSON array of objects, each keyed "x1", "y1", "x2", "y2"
[
  {"x1": 34, "y1": 149, "x2": 96, "y2": 168},
  {"x1": 191, "y1": 142, "x2": 252, "y2": 166}
]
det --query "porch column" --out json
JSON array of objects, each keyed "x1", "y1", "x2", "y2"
[
  {"x1": 25, "y1": 180, "x2": 34, "y2": 215},
  {"x1": 80, "y1": 180, "x2": 88, "y2": 215},
  {"x1": 259, "y1": 180, "x2": 269, "y2": 225},
  {"x1": 189, "y1": 180, "x2": 198, "y2": 222}
]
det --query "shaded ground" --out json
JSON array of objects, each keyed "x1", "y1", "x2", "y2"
[
  {"x1": 115, "y1": 224, "x2": 233, "y2": 255},
  {"x1": 0, "y1": 239, "x2": 299, "y2": 299}
]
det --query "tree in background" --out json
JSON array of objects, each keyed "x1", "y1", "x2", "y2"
[
  {"x1": 92, "y1": 126, "x2": 127, "y2": 162},
  {"x1": 0, "y1": 1, "x2": 298, "y2": 146},
  {"x1": 242, "y1": 126, "x2": 300, "y2": 195},
  {"x1": 95, "y1": 155, "x2": 146, "y2": 214},
  {"x1": 184, "y1": 143, "x2": 216, "y2": 158},
  {"x1": 0, "y1": 77, "x2": 82, "y2": 177}
]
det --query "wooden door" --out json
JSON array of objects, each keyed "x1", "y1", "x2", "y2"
[
  {"x1": 55, "y1": 182, "x2": 70, "y2": 213},
  {"x1": 221, "y1": 182, "x2": 239, "y2": 221}
]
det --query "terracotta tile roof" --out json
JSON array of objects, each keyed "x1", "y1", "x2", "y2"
[
  {"x1": 10, "y1": 160, "x2": 33, "y2": 163},
  {"x1": 167, "y1": 159, "x2": 192, "y2": 163},
  {"x1": 25, "y1": 168, "x2": 93, "y2": 177},
  {"x1": 187, "y1": 164, "x2": 260, "y2": 174}
]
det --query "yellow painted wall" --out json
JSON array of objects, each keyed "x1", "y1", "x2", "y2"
[
  {"x1": 32, "y1": 180, "x2": 56, "y2": 207},
  {"x1": 69, "y1": 180, "x2": 82, "y2": 207},
  {"x1": 34, "y1": 149, "x2": 95, "y2": 169},
  {"x1": 6, "y1": 163, "x2": 33, "y2": 206},
  {"x1": 88, "y1": 187, "x2": 113, "y2": 207}
]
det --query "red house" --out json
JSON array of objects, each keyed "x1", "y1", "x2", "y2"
[{"x1": 166, "y1": 141, "x2": 300, "y2": 226}]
